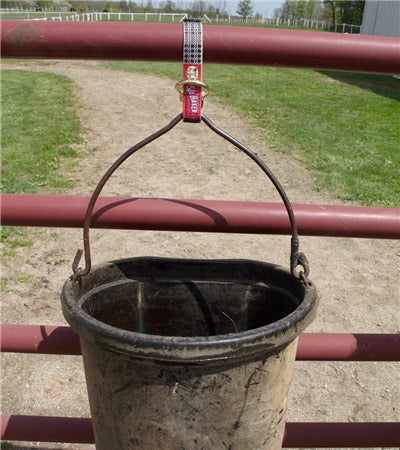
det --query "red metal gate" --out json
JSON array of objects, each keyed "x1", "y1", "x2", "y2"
[{"x1": 1, "y1": 20, "x2": 400, "y2": 448}]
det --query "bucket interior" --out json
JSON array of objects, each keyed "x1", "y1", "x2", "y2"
[{"x1": 79, "y1": 269, "x2": 301, "y2": 337}]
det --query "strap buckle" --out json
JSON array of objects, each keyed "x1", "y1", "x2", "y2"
[{"x1": 177, "y1": 18, "x2": 207, "y2": 123}]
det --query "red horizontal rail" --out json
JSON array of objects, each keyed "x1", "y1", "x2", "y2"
[
  {"x1": 1, "y1": 21, "x2": 399, "y2": 74},
  {"x1": 2, "y1": 194, "x2": 399, "y2": 239},
  {"x1": 1, "y1": 415, "x2": 94, "y2": 445},
  {"x1": 296, "y1": 332, "x2": 400, "y2": 361},
  {"x1": 1, "y1": 415, "x2": 399, "y2": 447},
  {"x1": 1, "y1": 324, "x2": 81, "y2": 356},
  {"x1": 283, "y1": 422, "x2": 400, "y2": 448},
  {"x1": 2, "y1": 324, "x2": 399, "y2": 361}
]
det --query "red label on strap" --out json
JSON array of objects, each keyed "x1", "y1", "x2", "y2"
[{"x1": 182, "y1": 63, "x2": 202, "y2": 122}]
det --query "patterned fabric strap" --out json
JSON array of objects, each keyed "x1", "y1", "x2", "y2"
[{"x1": 182, "y1": 19, "x2": 203, "y2": 122}]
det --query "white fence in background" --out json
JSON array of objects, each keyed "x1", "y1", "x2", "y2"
[
  {"x1": 64, "y1": 12, "x2": 187, "y2": 22},
  {"x1": 27, "y1": 16, "x2": 63, "y2": 21},
  {"x1": 217, "y1": 15, "x2": 361, "y2": 33},
  {"x1": 1, "y1": 9, "x2": 361, "y2": 33},
  {"x1": 2, "y1": 10, "x2": 187, "y2": 23}
]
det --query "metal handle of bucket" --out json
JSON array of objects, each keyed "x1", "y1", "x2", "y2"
[{"x1": 72, "y1": 113, "x2": 310, "y2": 282}]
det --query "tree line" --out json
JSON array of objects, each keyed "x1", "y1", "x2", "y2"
[{"x1": 273, "y1": 1, "x2": 365, "y2": 25}]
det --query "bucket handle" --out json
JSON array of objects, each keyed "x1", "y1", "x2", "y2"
[{"x1": 72, "y1": 113, "x2": 309, "y2": 282}]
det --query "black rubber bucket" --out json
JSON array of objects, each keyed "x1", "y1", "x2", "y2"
[
  {"x1": 62, "y1": 114, "x2": 319, "y2": 448},
  {"x1": 62, "y1": 256, "x2": 318, "y2": 449}
]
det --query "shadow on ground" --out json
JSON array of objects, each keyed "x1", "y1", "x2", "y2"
[{"x1": 320, "y1": 71, "x2": 400, "y2": 102}]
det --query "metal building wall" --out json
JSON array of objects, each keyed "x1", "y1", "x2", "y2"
[{"x1": 361, "y1": 0, "x2": 400, "y2": 37}]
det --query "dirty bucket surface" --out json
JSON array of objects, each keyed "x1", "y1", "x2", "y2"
[{"x1": 62, "y1": 257, "x2": 318, "y2": 449}]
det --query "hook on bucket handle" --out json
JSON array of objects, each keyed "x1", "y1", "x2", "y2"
[
  {"x1": 201, "y1": 115, "x2": 310, "y2": 281},
  {"x1": 72, "y1": 113, "x2": 310, "y2": 282}
]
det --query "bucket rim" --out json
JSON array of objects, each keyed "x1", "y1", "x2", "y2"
[{"x1": 61, "y1": 257, "x2": 318, "y2": 363}]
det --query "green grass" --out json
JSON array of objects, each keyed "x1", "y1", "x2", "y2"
[
  {"x1": 1, "y1": 69, "x2": 82, "y2": 254},
  {"x1": 1, "y1": 69, "x2": 82, "y2": 193},
  {"x1": 0, "y1": 226, "x2": 32, "y2": 257},
  {"x1": 0, "y1": 12, "x2": 73, "y2": 20},
  {"x1": 106, "y1": 61, "x2": 400, "y2": 207}
]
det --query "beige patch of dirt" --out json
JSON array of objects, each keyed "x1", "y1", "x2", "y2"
[{"x1": 1, "y1": 61, "x2": 399, "y2": 449}]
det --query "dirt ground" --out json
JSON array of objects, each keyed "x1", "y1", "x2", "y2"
[{"x1": 1, "y1": 60, "x2": 399, "y2": 449}]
